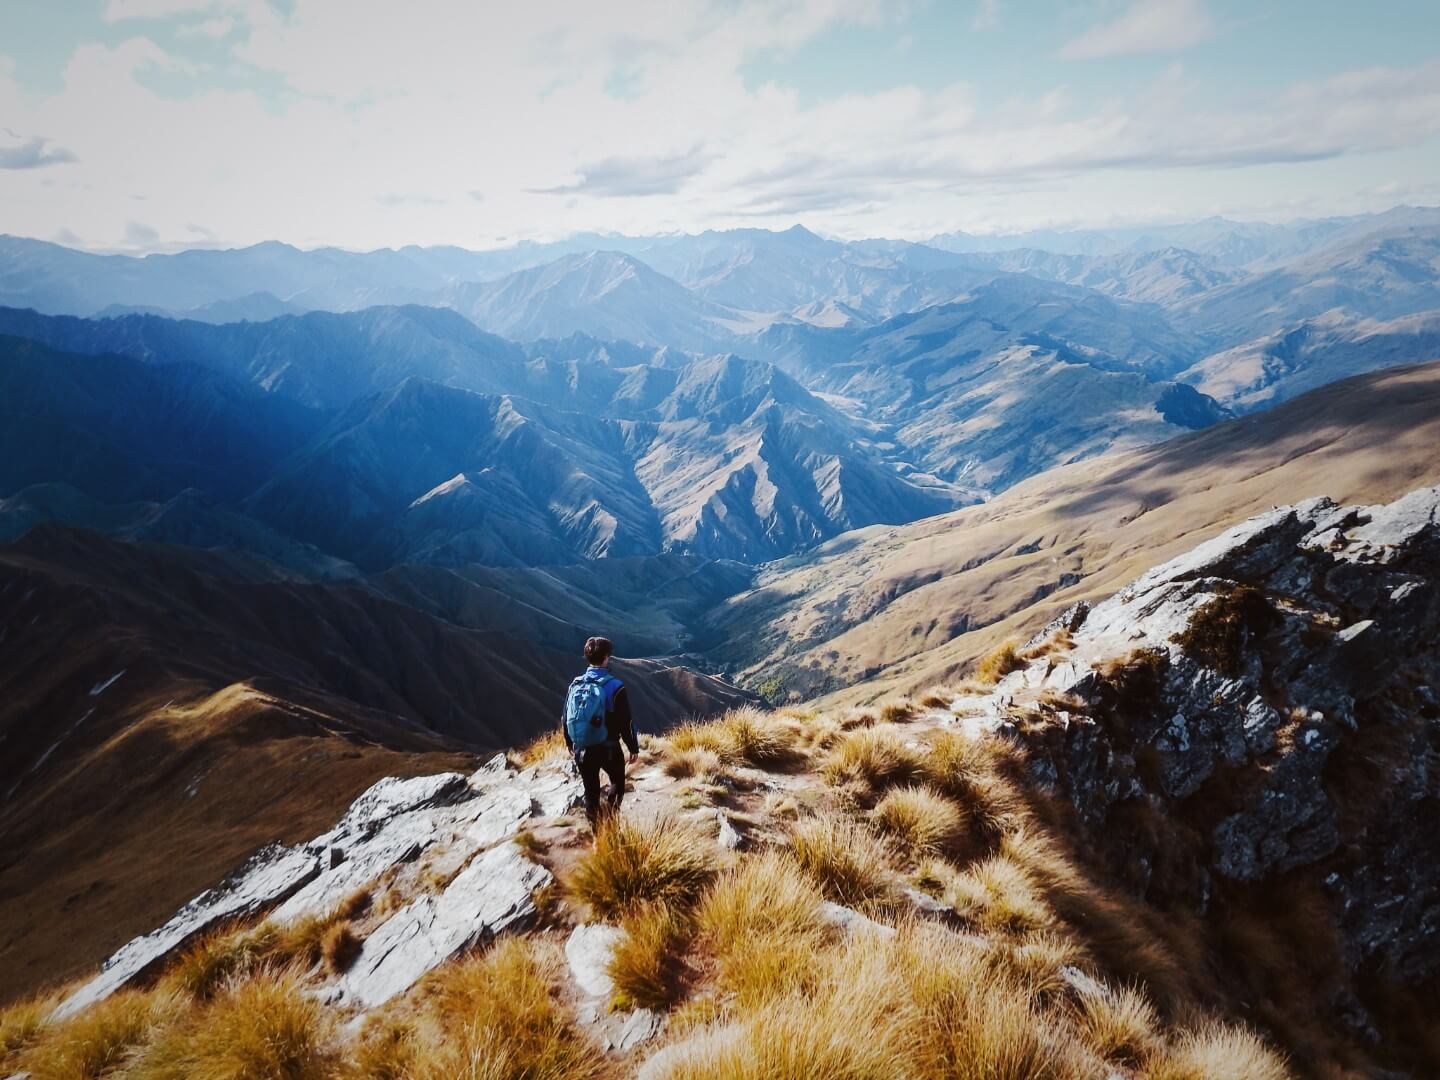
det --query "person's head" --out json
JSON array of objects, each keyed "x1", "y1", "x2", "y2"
[{"x1": 583, "y1": 636, "x2": 613, "y2": 667}]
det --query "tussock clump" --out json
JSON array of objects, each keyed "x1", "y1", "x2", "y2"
[
  {"x1": 870, "y1": 785, "x2": 968, "y2": 858},
  {"x1": 321, "y1": 923, "x2": 362, "y2": 974},
  {"x1": 22, "y1": 989, "x2": 177, "y2": 1080},
  {"x1": 918, "y1": 689, "x2": 954, "y2": 710},
  {"x1": 1148, "y1": 1021, "x2": 1293, "y2": 1080},
  {"x1": 946, "y1": 853, "x2": 1055, "y2": 936},
  {"x1": 1170, "y1": 585, "x2": 1280, "y2": 677},
  {"x1": 666, "y1": 707, "x2": 797, "y2": 769},
  {"x1": 822, "y1": 726, "x2": 924, "y2": 792},
  {"x1": 417, "y1": 938, "x2": 600, "y2": 1080},
  {"x1": 1074, "y1": 983, "x2": 1161, "y2": 1066},
  {"x1": 990, "y1": 932, "x2": 1086, "y2": 1000},
  {"x1": 567, "y1": 815, "x2": 718, "y2": 918},
  {"x1": 347, "y1": 1015, "x2": 418, "y2": 1080},
  {"x1": 662, "y1": 746, "x2": 724, "y2": 781},
  {"x1": 1, "y1": 993, "x2": 53, "y2": 1064},
  {"x1": 695, "y1": 851, "x2": 830, "y2": 1006},
  {"x1": 127, "y1": 971, "x2": 335, "y2": 1080},
  {"x1": 610, "y1": 903, "x2": 690, "y2": 1011},
  {"x1": 790, "y1": 813, "x2": 897, "y2": 909},
  {"x1": 922, "y1": 733, "x2": 1028, "y2": 838},
  {"x1": 514, "y1": 727, "x2": 570, "y2": 766},
  {"x1": 164, "y1": 907, "x2": 357, "y2": 1001},
  {"x1": 974, "y1": 639, "x2": 1027, "y2": 684},
  {"x1": 879, "y1": 698, "x2": 917, "y2": 723}
]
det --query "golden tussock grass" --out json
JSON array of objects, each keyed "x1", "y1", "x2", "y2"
[
  {"x1": 125, "y1": 970, "x2": 335, "y2": 1080},
  {"x1": 974, "y1": 639, "x2": 1027, "y2": 685},
  {"x1": 1073, "y1": 983, "x2": 1161, "y2": 1066},
  {"x1": 918, "y1": 688, "x2": 954, "y2": 710},
  {"x1": 163, "y1": 907, "x2": 357, "y2": 1001},
  {"x1": 566, "y1": 815, "x2": 719, "y2": 918},
  {"x1": 789, "y1": 813, "x2": 897, "y2": 909},
  {"x1": 944, "y1": 853, "x2": 1056, "y2": 936},
  {"x1": 1147, "y1": 1020, "x2": 1293, "y2": 1080},
  {"x1": 694, "y1": 850, "x2": 831, "y2": 1007},
  {"x1": 21, "y1": 988, "x2": 180, "y2": 1080},
  {"x1": 1, "y1": 992, "x2": 56, "y2": 1065},
  {"x1": 821, "y1": 726, "x2": 924, "y2": 791},
  {"x1": 878, "y1": 698, "x2": 917, "y2": 723},
  {"x1": 406, "y1": 937, "x2": 603, "y2": 1080},
  {"x1": 870, "y1": 785, "x2": 969, "y2": 858},
  {"x1": 661, "y1": 746, "x2": 725, "y2": 781},
  {"x1": 610, "y1": 903, "x2": 691, "y2": 1011},
  {"x1": 513, "y1": 728, "x2": 570, "y2": 767},
  {"x1": 986, "y1": 932, "x2": 1086, "y2": 1001},
  {"x1": 347, "y1": 1015, "x2": 418, "y2": 1080},
  {"x1": 666, "y1": 706, "x2": 800, "y2": 769}
]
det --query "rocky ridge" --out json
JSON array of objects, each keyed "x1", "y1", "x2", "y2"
[{"x1": 28, "y1": 483, "x2": 1440, "y2": 1073}]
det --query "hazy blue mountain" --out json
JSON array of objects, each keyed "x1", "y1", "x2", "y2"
[
  {"x1": 0, "y1": 304, "x2": 532, "y2": 410},
  {"x1": 962, "y1": 247, "x2": 1242, "y2": 305},
  {"x1": 752, "y1": 277, "x2": 1226, "y2": 491},
  {"x1": 1175, "y1": 224, "x2": 1440, "y2": 344},
  {"x1": 446, "y1": 251, "x2": 744, "y2": 350},
  {"x1": 95, "y1": 291, "x2": 305, "y2": 324}
]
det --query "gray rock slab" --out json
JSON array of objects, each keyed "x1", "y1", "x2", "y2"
[
  {"x1": 342, "y1": 841, "x2": 550, "y2": 1010},
  {"x1": 54, "y1": 842, "x2": 321, "y2": 1019},
  {"x1": 566, "y1": 923, "x2": 625, "y2": 998}
]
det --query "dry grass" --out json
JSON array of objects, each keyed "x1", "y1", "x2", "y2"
[
  {"x1": 694, "y1": 850, "x2": 831, "y2": 1007},
  {"x1": 513, "y1": 728, "x2": 570, "y2": 767},
  {"x1": 665, "y1": 707, "x2": 798, "y2": 770},
  {"x1": 870, "y1": 785, "x2": 968, "y2": 858},
  {"x1": 162, "y1": 909, "x2": 354, "y2": 1001},
  {"x1": 822, "y1": 726, "x2": 924, "y2": 791},
  {"x1": 321, "y1": 923, "x2": 362, "y2": 974},
  {"x1": 411, "y1": 937, "x2": 602, "y2": 1080},
  {"x1": 22, "y1": 989, "x2": 178, "y2": 1080},
  {"x1": 790, "y1": 813, "x2": 897, "y2": 909},
  {"x1": 988, "y1": 933, "x2": 1086, "y2": 1001},
  {"x1": 567, "y1": 815, "x2": 719, "y2": 918},
  {"x1": 347, "y1": 1016, "x2": 418, "y2": 1080},
  {"x1": 1148, "y1": 1021, "x2": 1293, "y2": 1080},
  {"x1": 1, "y1": 992, "x2": 54, "y2": 1065},
  {"x1": 879, "y1": 698, "x2": 917, "y2": 723},
  {"x1": 610, "y1": 903, "x2": 690, "y2": 1012},
  {"x1": 944, "y1": 853, "x2": 1055, "y2": 936},
  {"x1": 974, "y1": 639, "x2": 1027, "y2": 684},
  {"x1": 661, "y1": 747, "x2": 725, "y2": 781},
  {"x1": 919, "y1": 731, "x2": 1029, "y2": 838},
  {"x1": 918, "y1": 689, "x2": 954, "y2": 710},
  {"x1": 126, "y1": 970, "x2": 335, "y2": 1080},
  {"x1": 1074, "y1": 983, "x2": 1161, "y2": 1066}
]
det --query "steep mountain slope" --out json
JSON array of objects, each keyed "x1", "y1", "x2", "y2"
[
  {"x1": 0, "y1": 335, "x2": 323, "y2": 503},
  {"x1": 752, "y1": 277, "x2": 1222, "y2": 492},
  {"x1": 703, "y1": 359, "x2": 1440, "y2": 702},
  {"x1": 1176, "y1": 225, "x2": 1440, "y2": 344},
  {"x1": 248, "y1": 362, "x2": 958, "y2": 568},
  {"x1": 1179, "y1": 308, "x2": 1440, "y2": 411},
  {"x1": 0, "y1": 304, "x2": 532, "y2": 410},
  {"x1": 0, "y1": 527, "x2": 753, "y2": 997}
]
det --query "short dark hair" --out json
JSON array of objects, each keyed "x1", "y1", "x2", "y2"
[{"x1": 584, "y1": 636, "x2": 613, "y2": 665}]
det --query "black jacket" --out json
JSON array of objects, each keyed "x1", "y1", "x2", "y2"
[{"x1": 562, "y1": 668, "x2": 639, "y2": 755}]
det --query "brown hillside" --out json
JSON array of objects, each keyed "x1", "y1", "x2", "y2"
[{"x1": 706, "y1": 359, "x2": 1440, "y2": 703}]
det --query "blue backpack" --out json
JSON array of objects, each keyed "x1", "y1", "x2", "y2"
[{"x1": 565, "y1": 670, "x2": 619, "y2": 750}]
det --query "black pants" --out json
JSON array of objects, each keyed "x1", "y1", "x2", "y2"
[{"x1": 576, "y1": 742, "x2": 626, "y2": 825}]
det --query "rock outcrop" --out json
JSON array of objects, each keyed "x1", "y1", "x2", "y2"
[
  {"x1": 981, "y1": 485, "x2": 1440, "y2": 994},
  {"x1": 55, "y1": 754, "x2": 579, "y2": 1019}
]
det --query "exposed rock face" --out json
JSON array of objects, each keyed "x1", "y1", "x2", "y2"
[
  {"x1": 987, "y1": 485, "x2": 1440, "y2": 989},
  {"x1": 55, "y1": 754, "x2": 579, "y2": 1019}
]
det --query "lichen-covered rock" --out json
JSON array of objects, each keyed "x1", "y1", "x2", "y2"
[{"x1": 987, "y1": 484, "x2": 1440, "y2": 986}]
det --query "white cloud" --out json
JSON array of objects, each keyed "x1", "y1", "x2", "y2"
[
  {"x1": 2, "y1": 0, "x2": 1437, "y2": 251},
  {"x1": 1058, "y1": 0, "x2": 1215, "y2": 60},
  {"x1": 972, "y1": 0, "x2": 1000, "y2": 32},
  {"x1": 103, "y1": 0, "x2": 222, "y2": 21}
]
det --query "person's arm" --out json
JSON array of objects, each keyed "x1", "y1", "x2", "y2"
[
  {"x1": 561, "y1": 704, "x2": 572, "y2": 751},
  {"x1": 612, "y1": 685, "x2": 639, "y2": 757}
]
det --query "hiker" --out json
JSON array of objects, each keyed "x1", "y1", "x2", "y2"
[{"x1": 562, "y1": 636, "x2": 639, "y2": 827}]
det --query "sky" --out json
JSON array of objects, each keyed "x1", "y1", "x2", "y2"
[{"x1": 2, "y1": 0, "x2": 1439, "y2": 253}]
